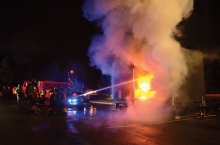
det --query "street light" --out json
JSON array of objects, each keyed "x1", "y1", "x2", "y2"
[{"x1": 68, "y1": 70, "x2": 74, "y2": 81}]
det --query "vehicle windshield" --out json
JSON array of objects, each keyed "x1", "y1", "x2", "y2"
[{"x1": 65, "y1": 88, "x2": 83, "y2": 96}]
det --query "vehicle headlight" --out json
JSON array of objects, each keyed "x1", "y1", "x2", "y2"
[{"x1": 68, "y1": 98, "x2": 78, "y2": 105}]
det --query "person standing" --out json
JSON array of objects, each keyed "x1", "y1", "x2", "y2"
[
  {"x1": 25, "y1": 80, "x2": 39, "y2": 113},
  {"x1": 15, "y1": 84, "x2": 24, "y2": 105},
  {"x1": 2, "y1": 86, "x2": 9, "y2": 99},
  {"x1": 40, "y1": 87, "x2": 47, "y2": 100}
]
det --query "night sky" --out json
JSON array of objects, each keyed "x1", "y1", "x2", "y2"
[
  {"x1": 0, "y1": 1, "x2": 220, "y2": 60},
  {"x1": 0, "y1": 0, "x2": 220, "y2": 91},
  {"x1": 0, "y1": 1, "x2": 96, "y2": 68}
]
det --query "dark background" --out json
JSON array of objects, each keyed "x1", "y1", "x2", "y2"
[
  {"x1": 0, "y1": 0, "x2": 220, "y2": 92},
  {"x1": 0, "y1": 0, "x2": 102, "y2": 89}
]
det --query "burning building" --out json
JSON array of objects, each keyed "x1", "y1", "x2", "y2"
[
  {"x1": 82, "y1": 0, "x2": 199, "y2": 121},
  {"x1": 111, "y1": 48, "x2": 205, "y2": 108}
]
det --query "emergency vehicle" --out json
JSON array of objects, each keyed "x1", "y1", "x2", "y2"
[{"x1": 22, "y1": 80, "x2": 71, "y2": 98}]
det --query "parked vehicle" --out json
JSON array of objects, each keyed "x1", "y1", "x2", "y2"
[{"x1": 65, "y1": 89, "x2": 88, "y2": 109}]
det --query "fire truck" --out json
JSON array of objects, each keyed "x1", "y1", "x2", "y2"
[{"x1": 22, "y1": 80, "x2": 71, "y2": 98}]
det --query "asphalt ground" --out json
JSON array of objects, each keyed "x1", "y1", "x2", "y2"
[
  {"x1": 0, "y1": 97, "x2": 69, "y2": 145},
  {"x1": 1, "y1": 96, "x2": 219, "y2": 145}
]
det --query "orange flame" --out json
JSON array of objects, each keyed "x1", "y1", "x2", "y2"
[{"x1": 135, "y1": 75, "x2": 155, "y2": 101}]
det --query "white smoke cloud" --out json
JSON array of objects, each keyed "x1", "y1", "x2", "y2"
[{"x1": 83, "y1": 0, "x2": 194, "y2": 122}]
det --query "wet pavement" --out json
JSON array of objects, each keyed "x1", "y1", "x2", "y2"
[
  {"x1": 1, "y1": 97, "x2": 220, "y2": 145},
  {"x1": 0, "y1": 98, "x2": 87, "y2": 145}
]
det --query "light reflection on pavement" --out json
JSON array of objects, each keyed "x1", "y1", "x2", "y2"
[{"x1": 2, "y1": 99, "x2": 220, "y2": 145}]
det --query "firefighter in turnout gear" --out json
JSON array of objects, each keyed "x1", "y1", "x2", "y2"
[
  {"x1": 25, "y1": 80, "x2": 40, "y2": 113},
  {"x1": 40, "y1": 87, "x2": 47, "y2": 100},
  {"x1": 15, "y1": 84, "x2": 24, "y2": 105},
  {"x1": 49, "y1": 87, "x2": 66, "y2": 115},
  {"x1": 49, "y1": 87, "x2": 58, "y2": 114}
]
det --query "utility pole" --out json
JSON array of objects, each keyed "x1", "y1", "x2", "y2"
[
  {"x1": 132, "y1": 66, "x2": 135, "y2": 99},
  {"x1": 111, "y1": 63, "x2": 115, "y2": 99}
]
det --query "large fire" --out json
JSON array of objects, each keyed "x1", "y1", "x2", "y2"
[{"x1": 135, "y1": 75, "x2": 155, "y2": 101}]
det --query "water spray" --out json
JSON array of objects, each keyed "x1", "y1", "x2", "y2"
[{"x1": 79, "y1": 77, "x2": 145, "y2": 97}]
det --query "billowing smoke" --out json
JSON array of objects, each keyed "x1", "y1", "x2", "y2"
[{"x1": 83, "y1": 0, "x2": 194, "y2": 122}]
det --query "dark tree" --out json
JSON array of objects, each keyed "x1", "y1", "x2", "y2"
[{"x1": 0, "y1": 56, "x2": 13, "y2": 86}]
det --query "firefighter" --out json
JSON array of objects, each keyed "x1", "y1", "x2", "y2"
[
  {"x1": 25, "y1": 80, "x2": 40, "y2": 113},
  {"x1": 49, "y1": 87, "x2": 56, "y2": 114},
  {"x1": 49, "y1": 87, "x2": 65, "y2": 115},
  {"x1": 56, "y1": 87, "x2": 67, "y2": 114},
  {"x1": 15, "y1": 84, "x2": 24, "y2": 105},
  {"x1": 2, "y1": 86, "x2": 9, "y2": 99},
  {"x1": 40, "y1": 87, "x2": 47, "y2": 100}
]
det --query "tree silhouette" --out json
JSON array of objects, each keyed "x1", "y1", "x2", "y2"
[{"x1": 0, "y1": 56, "x2": 13, "y2": 86}]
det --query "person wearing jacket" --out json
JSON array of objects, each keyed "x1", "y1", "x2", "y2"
[
  {"x1": 40, "y1": 87, "x2": 47, "y2": 99},
  {"x1": 15, "y1": 84, "x2": 24, "y2": 105},
  {"x1": 25, "y1": 80, "x2": 39, "y2": 113}
]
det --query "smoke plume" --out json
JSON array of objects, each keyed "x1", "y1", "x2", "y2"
[{"x1": 83, "y1": 0, "x2": 194, "y2": 122}]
